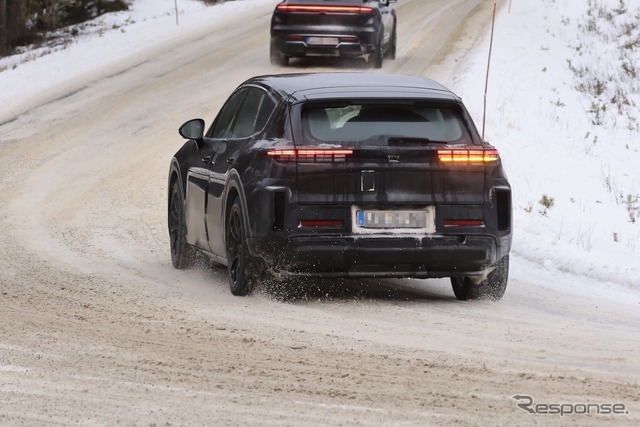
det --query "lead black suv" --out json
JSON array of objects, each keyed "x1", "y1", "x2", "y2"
[
  {"x1": 270, "y1": 0, "x2": 397, "y2": 68},
  {"x1": 168, "y1": 73, "x2": 512, "y2": 301}
]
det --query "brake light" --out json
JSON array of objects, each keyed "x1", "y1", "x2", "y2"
[
  {"x1": 276, "y1": 5, "x2": 373, "y2": 13},
  {"x1": 267, "y1": 149, "x2": 353, "y2": 162},
  {"x1": 437, "y1": 149, "x2": 499, "y2": 163}
]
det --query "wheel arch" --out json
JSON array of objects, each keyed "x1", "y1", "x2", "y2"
[
  {"x1": 167, "y1": 159, "x2": 184, "y2": 224},
  {"x1": 223, "y1": 170, "x2": 251, "y2": 244}
]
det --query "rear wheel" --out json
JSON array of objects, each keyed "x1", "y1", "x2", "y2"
[
  {"x1": 226, "y1": 198, "x2": 259, "y2": 296},
  {"x1": 270, "y1": 41, "x2": 289, "y2": 67},
  {"x1": 369, "y1": 33, "x2": 384, "y2": 68},
  {"x1": 385, "y1": 25, "x2": 397, "y2": 60},
  {"x1": 451, "y1": 255, "x2": 509, "y2": 301},
  {"x1": 168, "y1": 180, "x2": 195, "y2": 269}
]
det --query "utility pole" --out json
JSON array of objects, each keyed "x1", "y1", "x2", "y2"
[
  {"x1": 482, "y1": 3, "x2": 497, "y2": 140},
  {"x1": 174, "y1": 0, "x2": 179, "y2": 25}
]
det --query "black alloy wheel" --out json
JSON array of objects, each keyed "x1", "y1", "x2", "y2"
[
  {"x1": 226, "y1": 198, "x2": 257, "y2": 296},
  {"x1": 451, "y1": 255, "x2": 510, "y2": 301},
  {"x1": 169, "y1": 180, "x2": 195, "y2": 269}
]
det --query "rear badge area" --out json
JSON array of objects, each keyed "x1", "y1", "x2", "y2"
[{"x1": 360, "y1": 170, "x2": 375, "y2": 192}]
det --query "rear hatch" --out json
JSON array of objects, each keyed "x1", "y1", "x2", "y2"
[
  {"x1": 290, "y1": 101, "x2": 490, "y2": 206},
  {"x1": 273, "y1": 0, "x2": 374, "y2": 30}
]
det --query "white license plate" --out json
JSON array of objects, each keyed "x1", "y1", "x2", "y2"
[
  {"x1": 307, "y1": 37, "x2": 339, "y2": 46},
  {"x1": 352, "y1": 207, "x2": 436, "y2": 234}
]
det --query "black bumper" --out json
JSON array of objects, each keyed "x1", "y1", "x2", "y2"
[
  {"x1": 248, "y1": 234, "x2": 501, "y2": 279},
  {"x1": 271, "y1": 27, "x2": 377, "y2": 58}
]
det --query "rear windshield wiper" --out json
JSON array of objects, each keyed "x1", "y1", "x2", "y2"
[{"x1": 387, "y1": 137, "x2": 447, "y2": 145}]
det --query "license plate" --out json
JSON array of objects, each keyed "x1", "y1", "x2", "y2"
[
  {"x1": 307, "y1": 37, "x2": 339, "y2": 46},
  {"x1": 352, "y1": 207, "x2": 436, "y2": 234}
]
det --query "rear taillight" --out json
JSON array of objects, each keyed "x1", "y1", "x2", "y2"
[
  {"x1": 437, "y1": 148, "x2": 499, "y2": 163},
  {"x1": 340, "y1": 36, "x2": 359, "y2": 43},
  {"x1": 443, "y1": 220, "x2": 485, "y2": 227},
  {"x1": 299, "y1": 220, "x2": 344, "y2": 228},
  {"x1": 267, "y1": 149, "x2": 353, "y2": 163},
  {"x1": 276, "y1": 5, "x2": 373, "y2": 13}
]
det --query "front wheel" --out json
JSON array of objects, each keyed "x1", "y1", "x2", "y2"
[
  {"x1": 451, "y1": 255, "x2": 509, "y2": 301},
  {"x1": 168, "y1": 180, "x2": 195, "y2": 269},
  {"x1": 226, "y1": 198, "x2": 259, "y2": 296}
]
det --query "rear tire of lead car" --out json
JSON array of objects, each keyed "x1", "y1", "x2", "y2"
[
  {"x1": 369, "y1": 33, "x2": 384, "y2": 69},
  {"x1": 270, "y1": 42, "x2": 289, "y2": 67},
  {"x1": 226, "y1": 198, "x2": 260, "y2": 296},
  {"x1": 168, "y1": 180, "x2": 195, "y2": 269},
  {"x1": 385, "y1": 24, "x2": 397, "y2": 60},
  {"x1": 451, "y1": 255, "x2": 509, "y2": 301}
]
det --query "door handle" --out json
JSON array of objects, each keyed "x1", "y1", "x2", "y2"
[
  {"x1": 227, "y1": 157, "x2": 236, "y2": 165},
  {"x1": 202, "y1": 156, "x2": 211, "y2": 164}
]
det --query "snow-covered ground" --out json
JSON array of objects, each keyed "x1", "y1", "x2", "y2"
[
  {"x1": 453, "y1": 0, "x2": 640, "y2": 301},
  {"x1": 1, "y1": 0, "x2": 638, "y2": 302}
]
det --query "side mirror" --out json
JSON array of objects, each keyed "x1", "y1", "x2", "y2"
[{"x1": 179, "y1": 119, "x2": 205, "y2": 141}]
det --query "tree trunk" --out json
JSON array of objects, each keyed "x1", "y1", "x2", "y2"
[
  {"x1": 0, "y1": 0, "x2": 7, "y2": 55},
  {"x1": 2, "y1": 0, "x2": 27, "y2": 55}
]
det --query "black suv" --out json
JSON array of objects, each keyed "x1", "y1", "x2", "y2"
[
  {"x1": 270, "y1": 0, "x2": 397, "y2": 68},
  {"x1": 168, "y1": 73, "x2": 512, "y2": 301}
]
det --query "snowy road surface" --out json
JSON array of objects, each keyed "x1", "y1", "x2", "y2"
[{"x1": 0, "y1": 0, "x2": 638, "y2": 425}]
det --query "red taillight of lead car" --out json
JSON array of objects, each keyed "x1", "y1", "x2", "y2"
[
  {"x1": 267, "y1": 148, "x2": 353, "y2": 163},
  {"x1": 276, "y1": 5, "x2": 373, "y2": 14},
  {"x1": 437, "y1": 148, "x2": 499, "y2": 163}
]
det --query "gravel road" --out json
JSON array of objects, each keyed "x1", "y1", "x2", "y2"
[{"x1": 1, "y1": 0, "x2": 638, "y2": 425}]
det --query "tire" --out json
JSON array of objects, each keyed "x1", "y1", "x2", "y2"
[
  {"x1": 168, "y1": 179, "x2": 195, "y2": 269},
  {"x1": 270, "y1": 41, "x2": 289, "y2": 67},
  {"x1": 225, "y1": 198, "x2": 259, "y2": 296},
  {"x1": 451, "y1": 255, "x2": 509, "y2": 301},
  {"x1": 385, "y1": 25, "x2": 397, "y2": 60},
  {"x1": 369, "y1": 33, "x2": 384, "y2": 69}
]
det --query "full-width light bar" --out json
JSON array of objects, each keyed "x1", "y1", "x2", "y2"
[{"x1": 276, "y1": 5, "x2": 373, "y2": 13}]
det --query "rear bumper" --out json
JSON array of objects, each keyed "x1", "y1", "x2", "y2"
[
  {"x1": 248, "y1": 234, "x2": 502, "y2": 279},
  {"x1": 271, "y1": 27, "x2": 377, "y2": 58}
]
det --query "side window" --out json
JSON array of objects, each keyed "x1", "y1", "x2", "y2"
[
  {"x1": 254, "y1": 93, "x2": 277, "y2": 134},
  {"x1": 208, "y1": 88, "x2": 248, "y2": 139},
  {"x1": 230, "y1": 87, "x2": 276, "y2": 139}
]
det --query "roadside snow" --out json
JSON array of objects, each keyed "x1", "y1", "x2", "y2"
[
  {"x1": 0, "y1": 0, "x2": 638, "y2": 302},
  {"x1": 446, "y1": 0, "x2": 640, "y2": 300},
  {"x1": 0, "y1": 0, "x2": 279, "y2": 120}
]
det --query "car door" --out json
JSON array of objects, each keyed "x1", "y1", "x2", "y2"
[
  {"x1": 184, "y1": 140, "x2": 218, "y2": 251},
  {"x1": 185, "y1": 88, "x2": 248, "y2": 252},
  {"x1": 206, "y1": 86, "x2": 277, "y2": 257}
]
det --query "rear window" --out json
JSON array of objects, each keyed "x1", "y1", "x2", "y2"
[{"x1": 301, "y1": 103, "x2": 473, "y2": 145}]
